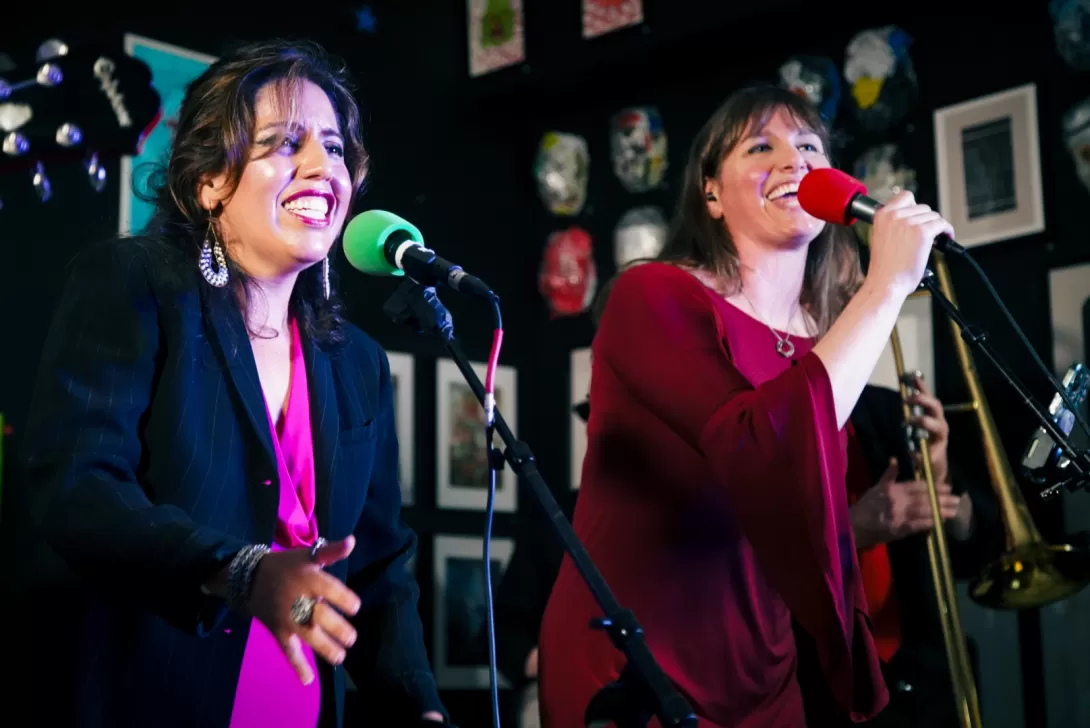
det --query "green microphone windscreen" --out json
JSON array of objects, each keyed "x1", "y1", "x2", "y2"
[{"x1": 342, "y1": 210, "x2": 425, "y2": 276}]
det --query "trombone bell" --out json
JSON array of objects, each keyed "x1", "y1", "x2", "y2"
[
  {"x1": 927, "y1": 252, "x2": 1090, "y2": 612},
  {"x1": 970, "y1": 543, "x2": 1090, "y2": 610}
]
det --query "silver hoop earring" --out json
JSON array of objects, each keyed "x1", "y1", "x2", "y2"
[
  {"x1": 321, "y1": 257, "x2": 331, "y2": 300},
  {"x1": 199, "y1": 219, "x2": 229, "y2": 288}
]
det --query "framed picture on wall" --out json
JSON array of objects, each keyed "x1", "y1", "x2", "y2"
[
  {"x1": 868, "y1": 290, "x2": 935, "y2": 392},
  {"x1": 436, "y1": 359, "x2": 518, "y2": 512},
  {"x1": 433, "y1": 534, "x2": 514, "y2": 689},
  {"x1": 934, "y1": 83, "x2": 1045, "y2": 248},
  {"x1": 1049, "y1": 262, "x2": 1090, "y2": 376},
  {"x1": 387, "y1": 352, "x2": 415, "y2": 507},
  {"x1": 571, "y1": 347, "x2": 592, "y2": 490},
  {"x1": 467, "y1": 0, "x2": 525, "y2": 77},
  {"x1": 583, "y1": 0, "x2": 644, "y2": 38}
]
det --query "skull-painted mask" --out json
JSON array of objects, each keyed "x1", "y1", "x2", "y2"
[
  {"x1": 614, "y1": 206, "x2": 667, "y2": 266},
  {"x1": 1063, "y1": 97, "x2": 1090, "y2": 193},
  {"x1": 609, "y1": 106, "x2": 668, "y2": 193},
  {"x1": 1052, "y1": 0, "x2": 1090, "y2": 71},
  {"x1": 778, "y1": 55, "x2": 841, "y2": 123},
  {"x1": 853, "y1": 144, "x2": 917, "y2": 203},
  {"x1": 533, "y1": 131, "x2": 589, "y2": 216}
]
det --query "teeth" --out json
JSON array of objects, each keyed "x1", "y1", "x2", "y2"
[
  {"x1": 767, "y1": 182, "x2": 800, "y2": 200},
  {"x1": 284, "y1": 195, "x2": 330, "y2": 217}
]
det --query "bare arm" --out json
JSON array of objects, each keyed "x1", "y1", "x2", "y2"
[
  {"x1": 813, "y1": 190, "x2": 954, "y2": 428},
  {"x1": 813, "y1": 280, "x2": 908, "y2": 429}
]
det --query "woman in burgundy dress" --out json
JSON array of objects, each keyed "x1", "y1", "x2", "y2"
[{"x1": 538, "y1": 85, "x2": 954, "y2": 727}]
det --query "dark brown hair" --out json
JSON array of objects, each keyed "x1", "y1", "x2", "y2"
[
  {"x1": 648, "y1": 84, "x2": 861, "y2": 336},
  {"x1": 140, "y1": 39, "x2": 368, "y2": 347}
]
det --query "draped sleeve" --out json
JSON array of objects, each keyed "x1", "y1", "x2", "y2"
[{"x1": 594, "y1": 262, "x2": 887, "y2": 719}]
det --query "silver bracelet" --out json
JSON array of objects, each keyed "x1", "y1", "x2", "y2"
[{"x1": 226, "y1": 544, "x2": 270, "y2": 613}]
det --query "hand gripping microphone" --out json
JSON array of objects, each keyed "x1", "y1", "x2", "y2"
[
  {"x1": 342, "y1": 209, "x2": 495, "y2": 300},
  {"x1": 797, "y1": 168, "x2": 966, "y2": 256}
]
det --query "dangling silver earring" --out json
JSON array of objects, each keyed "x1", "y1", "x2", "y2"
[
  {"x1": 321, "y1": 257, "x2": 331, "y2": 300},
  {"x1": 199, "y1": 218, "x2": 229, "y2": 288}
]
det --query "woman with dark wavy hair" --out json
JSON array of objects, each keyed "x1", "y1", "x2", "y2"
[
  {"x1": 539, "y1": 85, "x2": 954, "y2": 727},
  {"x1": 18, "y1": 40, "x2": 448, "y2": 728}
]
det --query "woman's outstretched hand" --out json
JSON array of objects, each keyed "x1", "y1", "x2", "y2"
[{"x1": 248, "y1": 536, "x2": 362, "y2": 685}]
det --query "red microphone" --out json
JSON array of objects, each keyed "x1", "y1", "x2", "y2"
[{"x1": 797, "y1": 168, "x2": 964, "y2": 254}]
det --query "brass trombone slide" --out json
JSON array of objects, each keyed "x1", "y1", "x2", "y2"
[{"x1": 889, "y1": 327, "x2": 982, "y2": 728}]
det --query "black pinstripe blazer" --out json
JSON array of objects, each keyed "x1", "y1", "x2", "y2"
[{"x1": 18, "y1": 237, "x2": 443, "y2": 727}]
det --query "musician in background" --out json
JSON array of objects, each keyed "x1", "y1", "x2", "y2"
[{"x1": 799, "y1": 376, "x2": 1004, "y2": 728}]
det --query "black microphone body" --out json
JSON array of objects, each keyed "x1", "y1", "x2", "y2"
[
  {"x1": 846, "y1": 193, "x2": 966, "y2": 256},
  {"x1": 384, "y1": 230, "x2": 495, "y2": 300}
]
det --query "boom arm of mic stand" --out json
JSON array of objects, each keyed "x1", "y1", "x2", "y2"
[
  {"x1": 381, "y1": 280, "x2": 698, "y2": 728},
  {"x1": 919, "y1": 271, "x2": 1090, "y2": 490}
]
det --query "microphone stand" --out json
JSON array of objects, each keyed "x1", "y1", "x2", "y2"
[
  {"x1": 919, "y1": 269, "x2": 1090, "y2": 492},
  {"x1": 382, "y1": 280, "x2": 698, "y2": 728}
]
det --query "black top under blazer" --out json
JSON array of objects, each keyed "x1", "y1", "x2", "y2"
[{"x1": 17, "y1": 237, "x2": 443, "y2": 727}]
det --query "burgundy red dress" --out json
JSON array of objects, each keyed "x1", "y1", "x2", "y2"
[{"x1": 539, "y1": 263, "x2": 887, "y2": 727}]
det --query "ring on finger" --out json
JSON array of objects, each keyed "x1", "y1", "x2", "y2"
[
  {"x1": 291, "y1": 595, "x2": 317, "y2": 626},
  {"x1": 308, "y1": 537, "x2": 327, "y2": 563}
]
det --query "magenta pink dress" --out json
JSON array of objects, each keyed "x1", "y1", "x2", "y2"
[{"x1": 229, "y1": 320, "x2": 323, "y2": 728}]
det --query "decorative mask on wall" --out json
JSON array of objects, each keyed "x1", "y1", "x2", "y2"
[
  {"x1": 1052, "y1": 0, "x2": 1090, "y2": 70},
  {"x1": 851, "y1": 144, "x2": 917, "y2": 245},
  {"x1": 609, "y1": 106, "x2": 668, "y2": 193},
  {"x1": 853, "y1": 144, "x2": 917, "y2": 203},
  {"x1": 1063, "y1": 97, "x2": 1090, "y2": 193},
  {"x1": 533, "y1": 131, "x2": 589, "y2": 216},
  {"x1": 778, "y1": 55, "x2": 841, "y2": 123},
  {"x1": 614, "y1": 206, "x2": 667, "y2": 266},
  {"x1": 538, "y1": 226, "x2": 598, "y2": 317},
  {"x1": 843, "y1": 25, "x2": 918, "y2": 134}
]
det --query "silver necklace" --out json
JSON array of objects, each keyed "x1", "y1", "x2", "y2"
[{"x1": 740, "y1": 288, "x2": 799, "y2": 358}]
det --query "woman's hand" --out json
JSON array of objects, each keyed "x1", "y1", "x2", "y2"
[
  {"x1": 248, "y1": 536, "x2": 362, "y2": 685},
  {"x1": 851, "y1": 459, "x2": 963, "y2": 549},
  {"x1": 866, "y1": 190, "x2": 954, "y2": 298}
]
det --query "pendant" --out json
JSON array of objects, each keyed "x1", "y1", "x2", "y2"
[{"x1": 776, "y1": 338, "x2": 795, "y2": 358}]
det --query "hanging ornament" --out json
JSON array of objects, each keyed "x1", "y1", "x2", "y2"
[
  {"x1": 1063, "y1": 97, "x2": 1090, "y2": 194},
  {"x1": 1051, "y1": 0, "x2": 1090, "y2": 70},
  {"x1": 533, "y1": 131, "x2": 590, "y2": 216},
  {"x1": 538, "y1": 226, "x2": 598, "y2": 318},
  {"x1": 609, "y1": 106, "x2": 668, "y2": 193},
  {"x1": 614, "y1": 206, "x2": 667, "y2": 266},
  {"x1": 843, "y1": 26, "x2": 918, "y2": 134},
  {"x1": 778, "y1": 55, "x2": 841, "y2": 123}
]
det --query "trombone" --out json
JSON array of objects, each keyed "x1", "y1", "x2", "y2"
[
  {"x1": 887, "y1": 251, "x2": 1090, "y2": 728},
  {"x1": 889, "y1": 316, "x2": 981, "y2": 728}
]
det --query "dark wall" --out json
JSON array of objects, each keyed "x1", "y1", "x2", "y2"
[{"x1": 2, "y1": 1, "x2": 1089, "y2": 726}]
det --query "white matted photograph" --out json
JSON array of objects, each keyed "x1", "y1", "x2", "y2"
[
  {"x1": 869, "y1": 291, "x2": 935, "y2": 392},
  {"x1": 934, "y1": 83, "x2": 1045, "y2": 248},
  {"x1": 436, "y1": 359, "x2": 518, "y2": 512},
  {"x1": 1049, "y1": 262, "x2": 1090, "y2": 376},
  {"x1": 387, "y1": 352, "x2": 415, "y2": 507},
  {"x1": 433, "y1": 534, "x2": 514, "y2": 689},
  {"x1": 571, "y1": 347, "x2": 592, "y2": 490}
]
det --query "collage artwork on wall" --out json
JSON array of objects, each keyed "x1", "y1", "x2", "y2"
[{"x1": 436, "y1": 358, "x2": 518, "y2": 513}]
